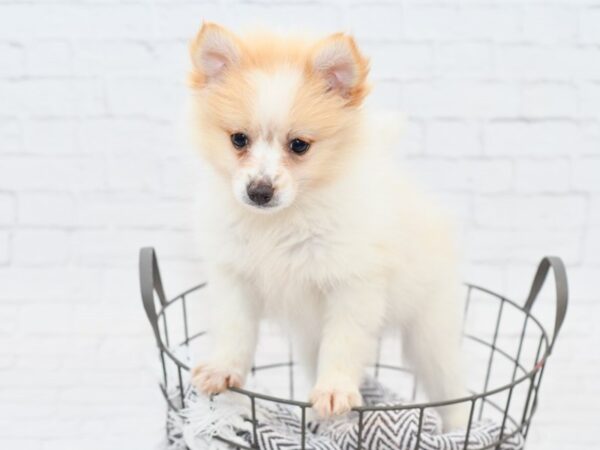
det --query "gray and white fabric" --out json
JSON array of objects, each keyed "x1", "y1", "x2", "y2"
[{"x1": 168, "y1": 377, "x2": 524, "y2": 450}]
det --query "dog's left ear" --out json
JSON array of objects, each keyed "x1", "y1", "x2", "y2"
[{"x1": 310, "y1": 33, "x2": 370, "y2": 106}]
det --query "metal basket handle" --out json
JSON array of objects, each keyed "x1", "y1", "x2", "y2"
[
  {"x1": 139, "y1": 247, "x2": 168, "y2": 349},
  {"x1": 524, "y1": 256, "x2": 568, "y2": 352}
]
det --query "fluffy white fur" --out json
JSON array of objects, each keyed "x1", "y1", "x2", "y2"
[{"x1": 189, "y1": 24, "x2": 468, "y2": 431}]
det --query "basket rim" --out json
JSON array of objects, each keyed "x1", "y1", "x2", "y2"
[{"x1": 154, "y1": 281, "x2": 551, "y2": 412}]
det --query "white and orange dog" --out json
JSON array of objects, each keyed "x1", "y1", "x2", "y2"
[{"x1": 188, "y1": 23, "x2": 468, "y2": 430}]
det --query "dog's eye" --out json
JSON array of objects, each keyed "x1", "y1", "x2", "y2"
[
  {"x1": 289, "y1": 138, "x2": 310, "y2": 155},
  {"x1": 231, "y1": 133, "x2": 249, "y2": 149}
]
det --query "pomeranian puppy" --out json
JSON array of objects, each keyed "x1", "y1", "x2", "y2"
[{"x1": 188, "y1": 22, "x2": 468, "y2": 430}]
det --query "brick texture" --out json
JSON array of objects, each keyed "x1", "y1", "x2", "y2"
[{"x1": 0, "y1": 1, "x2": 598, "y2": 449}]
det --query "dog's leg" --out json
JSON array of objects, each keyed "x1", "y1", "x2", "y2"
[
  {"x1": 191, "y1": 267, "x2": 259, "y2": 395},
  {"x1": 292, "y1": 326, "x2": 320, "y2": 386},
  {"x1": 402, "y1": 299, "x2": 469, "y2": 431},
  {"x1": 310, "y1": 280, "x2": 385, "y2": 417}
]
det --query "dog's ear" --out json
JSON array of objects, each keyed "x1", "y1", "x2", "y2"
[
  {"x1": 310, "y1": 33, "x2": 370, "y2": 106},
  {"x1": 189, "y1": 22, "x2": 242, "y2": 87}
]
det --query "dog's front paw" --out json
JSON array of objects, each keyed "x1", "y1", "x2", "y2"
[
  {"x1": 190, "y1": 362, "x2": 244, "y2": 395},
  {"x1": 310, "y1": 383, "x2": 362, "y2": 417}
]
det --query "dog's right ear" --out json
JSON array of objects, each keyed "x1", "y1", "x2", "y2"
[{"x1": 189, "y1": 22, "x2": 241, "y2": 88}]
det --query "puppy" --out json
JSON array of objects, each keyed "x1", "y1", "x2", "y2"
[{"x1": 188, "y1": 23, "x2": 468, "y2": 431}]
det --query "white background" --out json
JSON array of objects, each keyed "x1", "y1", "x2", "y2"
[{"x1": 0, "y1": 0, "x2": 599, "y2": 449}]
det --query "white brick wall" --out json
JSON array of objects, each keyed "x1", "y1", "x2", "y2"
[{"x1": 0, "y1": 1, "x2": 598, "y2": 449}]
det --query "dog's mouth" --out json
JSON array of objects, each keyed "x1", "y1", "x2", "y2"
[{"x1": 241, "y1": 197, "x2": 283, "y2": 214}]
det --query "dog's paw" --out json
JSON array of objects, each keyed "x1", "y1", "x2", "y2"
[
  {"x1": 309, "y1": 384, "x2": 362, "y2": 417},
  {"x1": 190, "y1": 363, "x2": 244, "y2": 395}
]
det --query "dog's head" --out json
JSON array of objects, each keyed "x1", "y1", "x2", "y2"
[{"x1": 188, "y1": 23, "x2": 370, "y2": 213}]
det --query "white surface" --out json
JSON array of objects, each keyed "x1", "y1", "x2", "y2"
[{"x1": 0, "y1": 1, "x2": 598, "y2": 449}]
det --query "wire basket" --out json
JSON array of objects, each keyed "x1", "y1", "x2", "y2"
[{"x1": 139, "y1": 247, "x2": 568, "y2": 450}]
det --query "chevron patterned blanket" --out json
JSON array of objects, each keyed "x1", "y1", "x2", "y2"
[{"x1": 168, "y1": 378, "x2": 524, "y2": 450}]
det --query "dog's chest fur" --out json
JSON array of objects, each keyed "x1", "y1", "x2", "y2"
[
  {"x1": 208, "y1": 195, "x2": 386, "y2": 317},
  {"x1": 230, "y1": 209, "x2": 346, "y2": 287}
]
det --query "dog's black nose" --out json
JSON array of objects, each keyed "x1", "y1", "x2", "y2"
[{"x1": 247, "y1": 180, "x2": 274, "y2": 206}]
